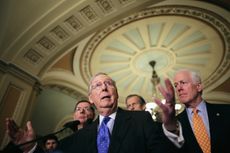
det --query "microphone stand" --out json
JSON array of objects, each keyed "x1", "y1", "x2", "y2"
[
  {"x1": 17, "y1": 127, "x2": 67, "y2": 147},
  {"x1": 16, "y1": 120, "x2": 80, "y2": 147}
]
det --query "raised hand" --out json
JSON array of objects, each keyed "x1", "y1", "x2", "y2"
[
  {"x1": 154, "y1": 78, "x2": 178, "y2": 132},
  {"x1": 5, "y1": 118, "x2": 36, "y2": 152}
]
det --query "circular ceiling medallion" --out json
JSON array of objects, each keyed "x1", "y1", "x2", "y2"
[
  {"x1": 131, "y1": 48, "x2": 175, "y2": 75},
  {"x1": 80, "y1": 5, "x2": 230, "y2": 101}
]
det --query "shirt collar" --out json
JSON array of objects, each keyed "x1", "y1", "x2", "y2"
[
  {"x1": 99, "y1": 111, "x2": 117, "y2": 125},
  {"x1": 187, "y1": 100, "x2": 206, "y2": 115}
]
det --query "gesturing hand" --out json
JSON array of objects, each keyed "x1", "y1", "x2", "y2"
[
  {"x1": 6, "y1": 118, "x2": 36, "y2": 152},
  {"x1": 154, "y1": 78, "x2": 177, "y2": 131}
]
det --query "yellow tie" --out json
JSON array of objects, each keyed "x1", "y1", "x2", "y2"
[{"x1": 192, "y1": 108, "x2": 211, "y2": 153}]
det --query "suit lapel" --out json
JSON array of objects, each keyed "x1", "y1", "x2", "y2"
[
  {"x1": 85, "y1": 119, "x2": 98, "y2": 153},
  {"x1": 109, "y1": 108, "x2": 132, "y2": 153},
  {"x1": 178, "y1": 110, "x2": 201, "y2": 152},
  {"x1": 179, "y1": 111, "x2": 197, "y2": 141},
  {"x1": 206, "y1": 102, "x2": 221, "y2": 148},
  {"x1": 86, "y1": 111, "x2": 131, "y2": 153}
]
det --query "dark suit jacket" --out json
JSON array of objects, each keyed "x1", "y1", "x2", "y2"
[
  {"x1": 177, "y1": 102, "x2": 230, "y2": 153},
  {"x1": 0, "y1": 142, "x2": 63, "y2": 153},
  {"x1": 59, "y1": 108, "x2": 178, "y2": 153},
  {"x1": 0, "y1": 142, "x2": 23, "y2": 153},
  {"x1": 1, "y1": 108, "x2": 178, "y2": 153}
]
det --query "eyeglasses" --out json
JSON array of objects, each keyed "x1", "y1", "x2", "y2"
[
  {"x1": 75, "y1": 107, "x2": 92, "y2": 112},
  {"x1": 91, "y1": 80, "x2": 114, "y2": 90}
]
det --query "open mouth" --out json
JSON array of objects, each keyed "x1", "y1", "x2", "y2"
[{"x1": 101, "y1": 95, "x2": 111, "y2": 100}]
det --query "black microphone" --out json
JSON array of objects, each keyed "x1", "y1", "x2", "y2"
[
  {"x1": 63, "y1": 120, "x2": 80, "y2": 132},
  {"x1": 17, "y1": 121, "x2": 80, "y2": 147},
  {"x1": 84, "y1": 118, "x2": 93, "y2": 127}
]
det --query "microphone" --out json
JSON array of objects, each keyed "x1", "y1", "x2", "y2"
[
  {"x1": 63, "y1": 120, "x2": 80, "y2": 132},
  {"x1": 84, "y1": 118, "x2": 93, "y2": 127},
  {"x1": 17, "y1": 120, "x2": 80, "y2": 147}
]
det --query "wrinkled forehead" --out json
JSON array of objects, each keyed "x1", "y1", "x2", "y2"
[
  {"x1": 127, "y1": 96, "x2": 139, "y2": 102},
  {"x1": 91, "y1": 74, "x2": 112, "y2": 84},
  {"x1": 77, "y1": 102, "x2": 91, "y2": 107},
  {"x1": 173, "y1": 71, "x2": 191, "y2": 82},
  {"x1": 46, "y1": 139, "x2": 57, "y2": 143}
]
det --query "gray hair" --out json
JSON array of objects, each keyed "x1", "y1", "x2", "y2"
[{"x1": 175, "y1": 69, "x2": 202, "y2": 84}]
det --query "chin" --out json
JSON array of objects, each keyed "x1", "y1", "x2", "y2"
[{"x1": 179, "y1": 99, "x2": 187, "y2": 104}]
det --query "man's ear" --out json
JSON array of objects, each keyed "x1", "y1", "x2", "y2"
[
  {"x1": 142, "y1": 105, "x2": 146, "y2": 110},
  {"x1": 88, "y1": 95, "x2": 94, "y2": 104},
  {"x1": 197, "y1": 83, "x2": 203, "y2": 92}
]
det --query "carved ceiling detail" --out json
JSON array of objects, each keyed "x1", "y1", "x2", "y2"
[
  {"x1": 80, "y1": 5, "x2": 230, "y2": 95},
  {"x1": 21, "y1": 0, "x2": 139, "y2": 67}
]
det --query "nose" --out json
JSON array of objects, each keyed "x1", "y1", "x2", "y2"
[
  {"x1": 101, "y1": 82, "x2": 108, "y2": 90},
  {"x1": 78, "y1": 108, "x2": 85, "y2": 113},
  {"x1": 129, "y1": 105, "x2": 134, "y2": 110},
  {"x1": 176, "y1": 84, "x2": 183, "y2": 92}
]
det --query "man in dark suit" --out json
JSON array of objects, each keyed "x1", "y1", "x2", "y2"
[
  {"x1": 171, "y1": 69, "x2": 230, "y2": 153},
  {"x1": 59, "y1": 72, "x2": 182, "y2": 153},
  {"x1": 72, "y1": 100, "x2": 95, "y2": 131},
  {"x1": 4, "y1": 72, "x2": 182, "y2": 153},
  {"x1": 60, "y1": 108, "x2": 177, "y2": 153}
]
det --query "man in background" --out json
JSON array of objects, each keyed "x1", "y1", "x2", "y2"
[
  {"x1": 72, "y1": 100, "x2": 95, "y2": 131},
  {"x1": 125, "y1": 94, "x2": 146, "y2": 111},
  {"x1": 2, "y1": 100, "x2": 95, "y2": 153},
  {"x1": 42, "y1": 134, "x2": 62, "y2": 153}
]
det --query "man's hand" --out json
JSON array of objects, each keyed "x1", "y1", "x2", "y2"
[
  {"x1": 6, "y1": 118, "x2": 36, "y2": 152},
  {"x1": 154, "y1": 78, "x2": 178, "y2": 132}
]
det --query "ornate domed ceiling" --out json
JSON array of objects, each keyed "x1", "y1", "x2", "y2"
[
  {"x1": 0, "y1": 0, "x2": 229, "y2": 108},
  {"x1": 78, "y1": 4, "x2": 230, "y2": 104}
]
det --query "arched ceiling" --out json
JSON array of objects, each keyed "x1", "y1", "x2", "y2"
[
  {"x1": 82, "y1": 8, "x2": 224, "y2": 92},
  {"x1": 0, "y1": 0, "x2": 230, "y2": 107},
  {"x1": 78, "y1": 2, "x2": 230, "y2": 104}
]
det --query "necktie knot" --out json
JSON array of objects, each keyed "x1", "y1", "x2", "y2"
[
  {"x1": 192, "y1": 108, "x2": 198, "y2": 114},
  {"x1": 103, "y1": 116, "x2": 110, "y2": 125}
]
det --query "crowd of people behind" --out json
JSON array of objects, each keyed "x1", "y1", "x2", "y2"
[{"x1": 1, "y1": 68, "x2": 230, "y2": 153}]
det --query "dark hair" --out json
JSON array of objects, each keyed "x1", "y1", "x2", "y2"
[
  {"x1": 43, "y1": 134, "x2": 58, "y2": 145},
  {"x1": 73, "y1": 100, "x2": 95, "y2": 113},
  {"x1": 125, "y1": 94, "x2": 146, "y2": 106}
]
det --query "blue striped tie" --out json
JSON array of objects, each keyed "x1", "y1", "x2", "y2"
[{"x1": 97, "y1": 117, "x2": 111, "y2": 153}]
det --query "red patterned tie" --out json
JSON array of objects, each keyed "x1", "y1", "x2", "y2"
[{"x1": 192, "y1": 108, "x2": 211, "y2": 153}]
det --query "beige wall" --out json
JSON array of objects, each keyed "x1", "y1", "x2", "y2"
[{"x1": 0, "y1": 64, "x2": 39, "y2": 149}]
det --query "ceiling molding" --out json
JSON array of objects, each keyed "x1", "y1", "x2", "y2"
[{"x1": 79, "y1": 4, "x2": 230, "y2": 100}]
